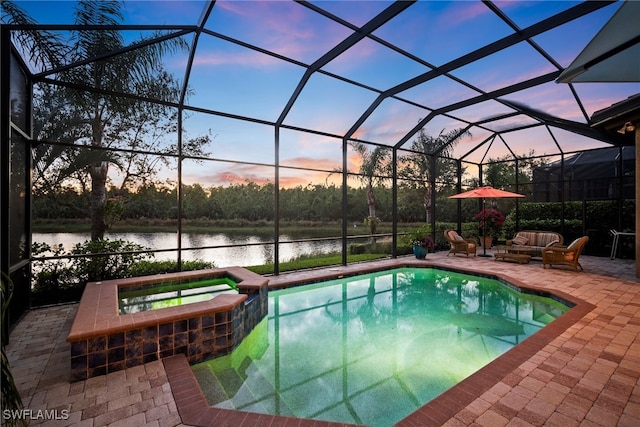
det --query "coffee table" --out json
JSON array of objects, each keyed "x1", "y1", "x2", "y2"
[{"x1": 494, "y1": 245, "x2": 532, "y2": 264}]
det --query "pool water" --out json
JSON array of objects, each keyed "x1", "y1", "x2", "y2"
[
  {"x1": 192, "y1": 267, "x2": 569, "y2": 426},
  {"x1": 118, "y1": 277, "x2": 238, "y2": 314}
]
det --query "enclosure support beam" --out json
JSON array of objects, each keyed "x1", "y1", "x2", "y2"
[
  {"x1": 342, "y1": 138, "x2": 348, "y2": 267},
  {"x1": 392, "y1": 149, "x2": 398, "y2": 258},
  {"x1": 636, "y1": 128, "x2": 640, "y2": 278},
  {"x1": 274, "y1": 126, "x2": 280, "y2": 275}
]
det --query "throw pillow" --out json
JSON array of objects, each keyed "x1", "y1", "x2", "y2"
[
  {"x1": 454, "y1": 235, "x2": 464, "y2": 241},
  {"x1": 512, "y1": 235, "x2": 528, "y2": 245}
]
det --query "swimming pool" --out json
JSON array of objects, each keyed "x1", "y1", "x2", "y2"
[{"x1": 192, "y1": 267, "x2": 570, "y2": 426}]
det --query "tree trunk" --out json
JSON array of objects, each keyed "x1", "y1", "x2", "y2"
[
  {"x1": 90, "y1": 162, "x2": 109, "y2": 241},
  {"x1": 366, "y1": 184, "x2": 376, "y2": 218},
  {"x1": 366, "y1": 185, "x2": 378, "y2": 242},
  {"x1": 423, "y1": 186, "x2": 431, "y2": 223}
]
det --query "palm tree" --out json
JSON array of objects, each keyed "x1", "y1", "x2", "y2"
[
  {"x1": 401, "y1": 128, "x2": 471, "y2": 222},
  {"x1": 349, "y1": 141, "x2": 391, "y2": 237}
]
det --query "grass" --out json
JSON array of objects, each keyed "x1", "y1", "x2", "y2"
[{"x1": 246, "y1": 253, "x2": 389, "y2": 275}]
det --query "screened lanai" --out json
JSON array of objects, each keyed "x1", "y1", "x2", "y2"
[{"x1": 2, "y1": 0, "x2": 639, "y2": 328}]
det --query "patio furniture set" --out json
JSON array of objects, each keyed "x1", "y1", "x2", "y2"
[{"x1": 444, "y1": 229, "x2": 590, "y2": 271}]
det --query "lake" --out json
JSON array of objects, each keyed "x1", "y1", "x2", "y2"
[{"x1": 31, "y1": 232, "x2": 360, "y2": 267}]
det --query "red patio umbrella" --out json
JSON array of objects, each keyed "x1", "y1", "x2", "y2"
[
  {"x1": 448, "y1": 186, "x2": 526, "y2": 200},
  {"x1": 449, "y1": 186, "x2": 525, "y2": 257}
]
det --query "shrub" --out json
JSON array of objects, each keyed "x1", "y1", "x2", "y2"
[
  {"x1": 348, "y1": 241, "x2": 393, "y2": 255},
  {"x1": 31, "y1": 239, "x2": 216, "y2": 306},
  {"x1": 69, "y1": 239, "x2": 152, "y2": 283},
  {"x1": 128, "y1": 260, "x2": 215, "y2": 276},
  {"x1": 31, "y1": 242, "x2": 81, "y2": 306}
]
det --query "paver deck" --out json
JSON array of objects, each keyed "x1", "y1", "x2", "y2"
[{"x1": 5, "y1": 250, "x2": 640, "y2": 426}]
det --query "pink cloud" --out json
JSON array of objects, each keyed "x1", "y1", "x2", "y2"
[
  {"x1": 210, "y1": 168, "x2": 340, "y2": 189},
  {"x1": 213, "y1": 1, "x2": 346, "y2": 62},
  {"x1": 187, "y1": 160, "x2": 340, "y2": 188},
  {"x1": 215, "y1": 171, "x2": 246, "y2": 185},
  {"x1": 438, "y1": 2, "x2": 491, "y2": 27},
  {"x1": 192, "y1": 49, "x2": 283, "y2": 68},
  {"x1": 350, "y1": 128, "x2": 368, "y2": 140},
  {"x1": 347, "y1": 150, "x2": 369, "y2": 175},
  {"x1": 501, "y1": 84, "x2": 587, "y2": 122},
  {"x1": 355, "y1": 111, "x2": 424, "y2": 144},
  {"x1": 323, "y1": 38, "x2": 379, "y2": 72},
  {"x1": 278, "y1": 175, "x2": 317, "y2": 188},
  {"x1": 280, "y1": 157, "x2": 340, "y2": 171}
]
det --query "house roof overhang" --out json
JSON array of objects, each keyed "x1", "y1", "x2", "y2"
[
  {"x1": 556, "y1": 0, "x2": 640, "y2": 83},
  {"x1": 590, "y1": 93, "x2": 640, "y2": 144}
]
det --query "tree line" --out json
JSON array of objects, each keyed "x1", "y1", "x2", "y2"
[
  {"x1": 33, "y1": 181, "x2": 466, "y2": 225},
  {"x1": 32, "y1": 142, "x2": 549, "y2": 229}
]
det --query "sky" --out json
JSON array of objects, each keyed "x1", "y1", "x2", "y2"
[{"x1": 7, "y1": 0, "x2": 640, "y2": 189}]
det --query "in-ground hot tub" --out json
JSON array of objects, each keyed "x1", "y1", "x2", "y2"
[
  {"x1": 118, "y1": 275, "x2": 241, "y2": 314},
  {"x1": 66, "y1": 267, "x2": 268, "y2": 381}
]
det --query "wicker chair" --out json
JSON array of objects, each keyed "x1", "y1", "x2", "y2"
[
  {"x1": 542, "y1": 236, "x2": 589, "y2": 271},
  {"x1": 444, "y1": 229, "x2": 477, "y2": 257}
]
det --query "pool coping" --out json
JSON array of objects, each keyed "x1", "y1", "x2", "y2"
[
  {"x1": 163, "y1": 259, "x2": 595, "y2": 427},
  {"x1": 66, "y1": 267, "x2": 266, "y2": 342}
]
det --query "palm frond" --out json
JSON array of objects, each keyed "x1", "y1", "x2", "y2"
[{"x1": 1, "y1": 0, "x2": 66, "y2": 71}]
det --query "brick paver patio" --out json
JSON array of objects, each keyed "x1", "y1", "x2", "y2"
[{"x1": 5, "y1": 250, "x2": 640, "y2": 426}]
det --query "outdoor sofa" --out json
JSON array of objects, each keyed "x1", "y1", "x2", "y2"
[{"x1": 505, "y1": 230, "x2": 563, "y2": 258}]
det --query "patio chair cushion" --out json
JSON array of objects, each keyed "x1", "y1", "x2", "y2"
[
  {"x1": 444, "y1": 229, "x2": 477, "y2": 257},
  {"x1": 542, "y1": 236, "x2": 589, "y2": 271},
  {"x1": 567, "y1": 238, "x2": 582, "y2": 249}
]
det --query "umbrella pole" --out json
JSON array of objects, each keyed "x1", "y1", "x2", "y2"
[{"x1": 479, "y1": 198, "x2": 491, "y2": 257}]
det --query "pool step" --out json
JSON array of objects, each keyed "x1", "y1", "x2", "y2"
[{"x1": 193, "y1": 359, "x2": 295, "y2": 416}]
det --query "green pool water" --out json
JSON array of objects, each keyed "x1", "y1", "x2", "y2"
[
  {"x1": 192, "y1": 267, "x2": 569, "y2": 426},
  {"x1": 118, "y1": 277, "x2": 238, "y2": 314}
]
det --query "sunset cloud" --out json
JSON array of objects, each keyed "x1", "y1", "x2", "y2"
[
  {"x1": 211, "y1": 0, "x2": 349, "y2": 63},
  {"x1": 438, "y1": 1, "x2": 491, "y2": 27},
  {"x1": 184, "y1": 160, "x2": 345, "y2": 189},
  {"x1": 191, "y1": 47, "x2": 284, "y2": 69},
  {"x1": 280, "y1": 157, "x2": 341, "y2": 172}
]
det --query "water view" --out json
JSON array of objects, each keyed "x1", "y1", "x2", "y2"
[{"x1": 32, "y1": 232, "x2": 350, "y2": 267}]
